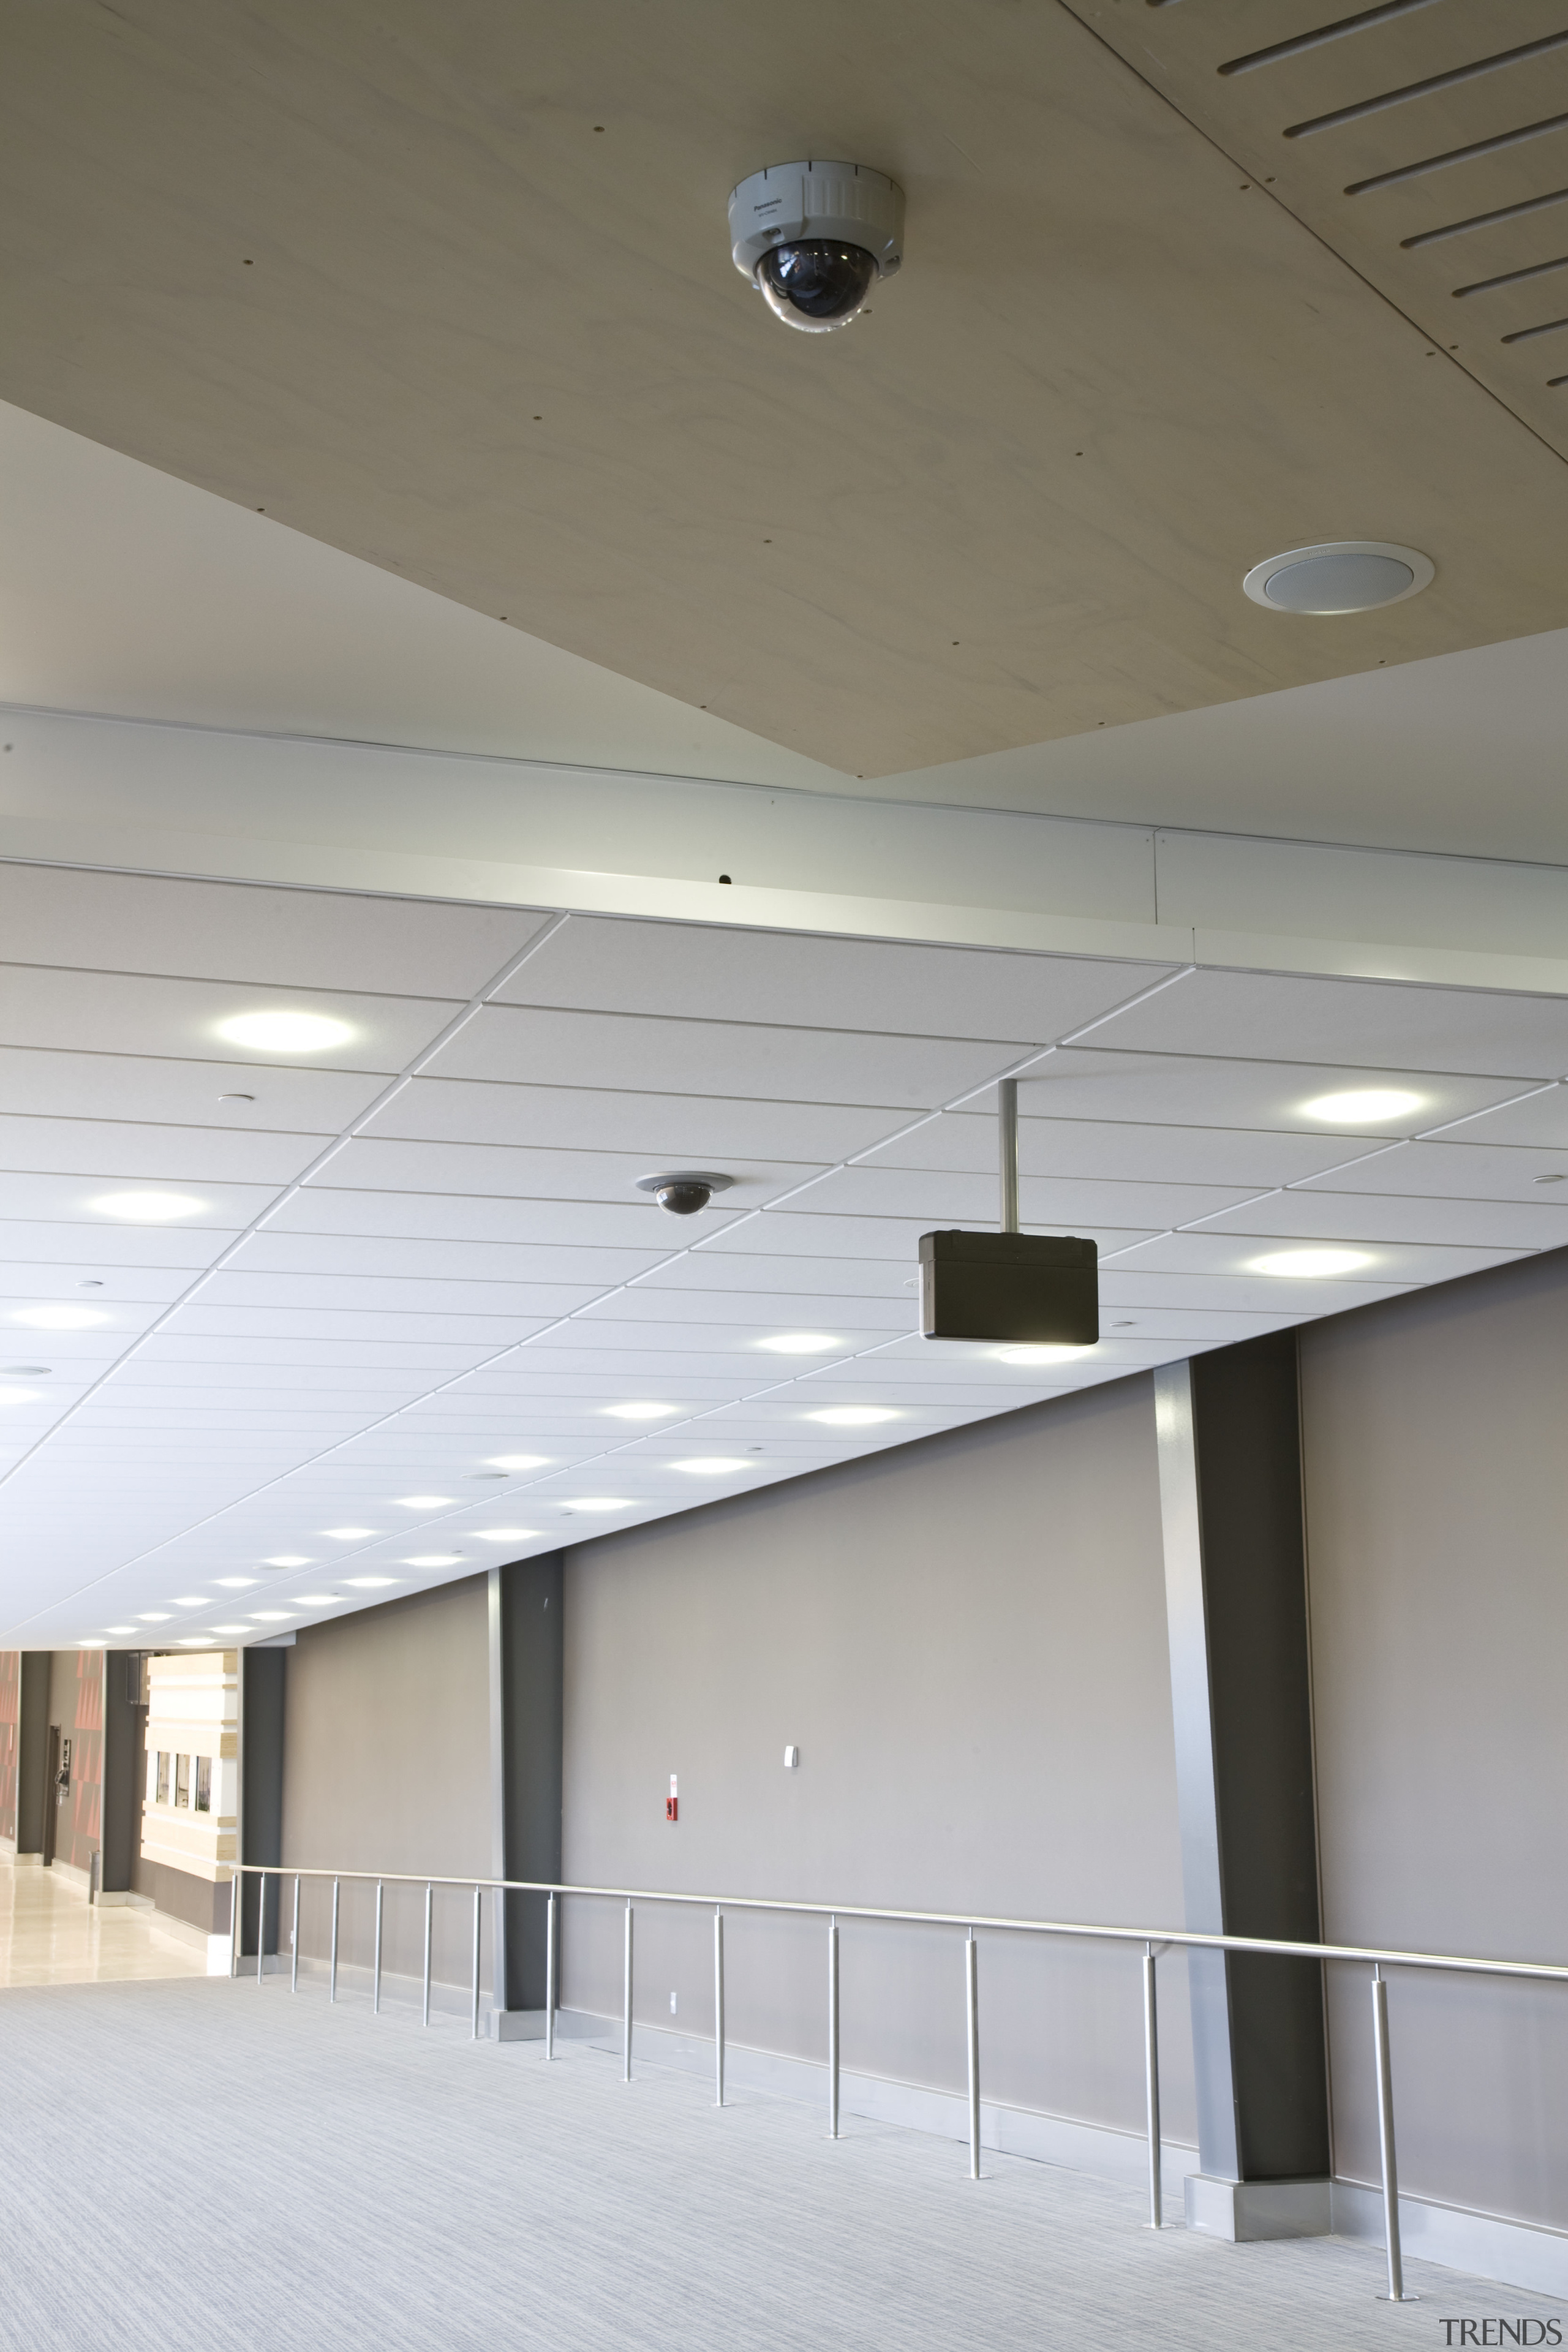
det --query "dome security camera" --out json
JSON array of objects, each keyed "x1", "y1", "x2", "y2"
[
  {"x1": 729, "y1": 162, "x2": 903, "y2": 333},
  {"x1": 635, "y1": 1170, "x2": 736, "y2": 1217}
]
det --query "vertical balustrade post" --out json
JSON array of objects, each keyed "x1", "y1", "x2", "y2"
[
  {"x1": 1373, "y1": 1967, "x2": 1414, "y2": 2302},
  {"x1": 623, "y1": 1902, "x2": 634, "y2": 2082},
  {"x1": 373, "y1": 1880, "x2": 384, "y2": 2016},
  {"x1": 255, "y1": 1871, "x2": 266, "y2": 1988},
  {"x1": 965, "y1": 1929, "x2": 981, "y2": 2181},
  {"x1": 329, "y1": 1877, "x2": 340, "y2": 2003},
  {"x1": 471, "y1": 1886, "x2": 482, "y2": 2041},
  {"x1": 230, "y1": 1867, "x2": 240, "y2": 1980},
  {"x1": 290, "y1": 1875, "x2": 300, "y2": 1994},
  {"x1": 1143, "y1": 1943, "x2": 1162, "y2": 2228},
  {"x1": 714, "y1": 1909, "x2": 726, "y2": 2108},
  {"x1": 545, "y1": 1891, "x2": 557, "y2": 2061},
  {"x1": 828, "y1": 1915, "x2": 840, "y2": 2141},
  {"x1": 421, "y1": 1882, "x2": 432, "y2": 2028}
]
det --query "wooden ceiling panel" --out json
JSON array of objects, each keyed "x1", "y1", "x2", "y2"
[{"x1": 1, "y1": 0, "x2": 1567, "y2": 775}]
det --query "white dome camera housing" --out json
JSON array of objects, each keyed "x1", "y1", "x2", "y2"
[{"x1": 729, "y1": 160, "x2": 904, "y2": 334}]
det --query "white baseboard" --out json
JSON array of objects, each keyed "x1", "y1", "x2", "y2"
[
  {"x1": 1332, "y1": 2178, "x2": 1568, "y2": 2301},
  {"x1": 556, "y1": 2008, "x2": 1199, "y2": 2206}
]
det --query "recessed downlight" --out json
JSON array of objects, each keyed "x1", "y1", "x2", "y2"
[
  {"x1": 250, "y1": 1610, "x2": 293, "y2": 1623},
  {"x1": 176, "y1": 1637, "x2": 216, "y2": 1648},
  {"x1": 323, "y1": 1528, "x2": 378, "y2": 1540},
  {"x1": 757, "y1": 1333, "x2": 843, "y2": 1355},
  {"x1": 404, "y1": 1553, "x2": 463, "y2": 1567},
  {"x1": 1242, "y1": 541, "x2": 1433, "y2": 614},
  {"x1": 809, "y1": 1406, "x2": 899, "y2": 1427},
  {"x1": 603, "y1": 1403, "x2": 681, "y2": 1422},
  {"x1": 0, "y1": 1386, "x2": 40, "y2": 1406},
  {"x1": 216, "y1": 1009, "x2": 354, "y2": 1053},
  {"x1": 170, "y1": 1596, "x2": 209, "y2": 1609},
  {"x1": 1300, "y1": 1088, "x2": 1423, "y2": 1126},
  {"x1": 12, "y1": 1304, "x2": 109, "y2": 1329},
  {"x1": 345, "y1": 1576, "x2": 398, "y2": 1589},
  {"x1": 673, "y1": 1458, "x2": 755, "y2": 1476},
  {"x1": 487, "y1": 1455, "x2": 549, "y2": 1471},
  {"x1": 473, "y1": 1529, "x2": 540, "y2": 1542},
  {"x1": 213, "y1": 1577, "x2": 257, "y2": 1589},
  {"x1": 137, "y1": 1612, "x2": 172, "y2": 1623},
  {"x1": 263, "y1": 1556, "x2": 311, "y2": 1568},
  {"x1": 293, "y1": 1594, "x2": 341, "y2": 1607},
  {"x1": 89, "y1": 1190, "x2": 206, "y2": 1223},
  {"x1": 395, "y1": 1496, "x2": 454, "y2": 1510},
  {"x1": 1251, "y1": 1248, "x2": 1374, "y2": 1279},
  {"x1": 102, "y1": 1626, "x2": 137, "y2": 1636},
  {"x1": 562, "y1": 1499, "x2": 633, "y2": 1513}
]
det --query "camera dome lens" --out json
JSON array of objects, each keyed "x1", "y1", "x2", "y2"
[
  {"x1": 654, "y1": 1181, "x2": 713, "y2": 1216},
  {"x1": 757, "y1": 240, "x2": 878, "y2": 333}
]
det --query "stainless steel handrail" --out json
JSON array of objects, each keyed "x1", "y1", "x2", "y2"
[{"x1": 233, "y1": 1860, "x2": 1568, "y2": 2304}]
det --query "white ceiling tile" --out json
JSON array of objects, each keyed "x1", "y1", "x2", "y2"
[
  {"x1": 493, "y1": 915, "x2": 1174, "y2": 1041},
  {"x1": 867, "y1": 1110, "x2": 1369, "y2": 1188},
  {"x1": 1098, "y1": 1269, "x2": 1413, "y2": 1317},
  {"x1": 0, "y1": 967, "x2": 453, "y2": 1071},
  {"x1": 0, "y1": 1172, "x2": 269, "y2": 1226},
  {"x1": 314, "y1": 1136, "x2": 829, "y2": 1207},
  {"x1": 1087, "y1": 970, "x2": 1568, "y2": 1079},
  {"x1": 1008, "y1": 1050, "x2": 1525, "y2": 1133},
  {"x1": 583, "y1": 1286, "x2": 916, "y2": 1330},
  {"x1": 0, "y1": 1113, "x2": 325, "y2": 1185},
  {"x1": 262, "y1": 1187, "x2": 724, "y2": 1250},
  {"x1": 230, "y1": 1231, "x2": 665, "y2": 1284},
  {"x1": 1300, "y1": 1138, "x2": 1568, "y2": 1201},
  {"x1": 364, "y1": 1076, "x2": 908, "y2": 1163},
  {"x1": 0, "y1": 865, "x2": 549, "y2": 995},
  {"x1": 164, "y1": 1305, "x2": 553, "y2": 1347},
  {"x1": 633, "y1": 1250, "x2": 918, "y2": 1298},
  {"x1": 195, "y1": 1272, "x2": 600, "y2": 1319},
  {"x1": 0, "y1": 1218, "x2": 236, "y2": 1268},
  {"x1": 1431, "y1": 1088, "x2": 1568, "y2": 1151},
  {"x1": 1107, "y1": 1230, "x2": 1517, "y2": 1286},
  {"x1": 1188, "y1": 1192, "x2": 1568, "y2": 1251},
  {"x1": 0, "y1": 1266, "x2": 192, "y2": 1305},
  {"x1": 526, "y1": 1316, "x2": 893, "y2": 1359},
  {"x1": 428, "y1": 1003, "x2": 1027, "y2": 1107},
  {"x1": 0, "y1": 1046, "x2": 385, "y2": 1129},
  {"x1": 789, "y1": 1164, "x2": 1258, "y2": 1231}
]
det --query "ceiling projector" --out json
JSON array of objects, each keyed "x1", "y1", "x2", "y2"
[{"x1": 728, "y1": 160, "x2": 904, "y2": 333}]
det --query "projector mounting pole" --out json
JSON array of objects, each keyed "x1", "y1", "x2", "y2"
[{"x1": 998, "y1": 1078, "x2": 1019, "y2": 1234}]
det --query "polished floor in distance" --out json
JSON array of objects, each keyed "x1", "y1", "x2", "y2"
[
  {"x1": 0, "y1": 1853, "x2": 208, "y2": 1988},
  {"x1": 0, "y1": 1964, "x2": 1561, "y2": 2352}
]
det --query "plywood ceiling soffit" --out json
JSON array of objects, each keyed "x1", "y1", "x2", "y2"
[{"x1": 1, "y1": 0, "x2": 1566, "y2": 778}]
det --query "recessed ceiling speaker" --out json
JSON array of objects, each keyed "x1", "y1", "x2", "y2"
[
  {"x1": 729, "y1": 161, "x2": 903, "y2": 333},
  {"x1": 1242, "y1": 540, "x2": 1433, "y2": 614},
  {"x1": 919, "y1": 1080, "x2": 1099, "y2": 1345},
  {"x1": 636, "y1": 1171, "x2": 736, "y2": 1216}
]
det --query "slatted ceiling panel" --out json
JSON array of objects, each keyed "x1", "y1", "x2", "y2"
[
  {"x1": 1450, "y1": 1090, "x2": 1568, "y2": 1144},
  {"x1": 786, "y1": 1164, "x2": 1253, "y2": 1227},
  {"x1": 1317, "y1": 1136, "x2": 1568, "y2": 1190},
  {"x1": 1068, "y1": 0, "x2": 1568, "y2": 454},
  {"x1": 1084, "y1": 967, "x2": 1568, "y2": 1069},
  {"x1": 864, "y1": 1112, "x2": 1358, "y2": 1186},
  {"x1": 0, "y1": 967, "x2": 453, "y2": 1068},
  {"x1": 0, "y1": 1118, "x2": 324, "y2": 1185},
  {"x1": 1194, "y1": 1190, "x2": 1568, "y2": 1246},
  {"x1": 0, "y1": 1049, "x2": 381, "y2": 1128},
  {"x1": 318, "y1": 1138, "x2": 826, "y2": 1204}
]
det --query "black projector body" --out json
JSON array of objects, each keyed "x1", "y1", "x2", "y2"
[{"x1": 919, "y1": 1230, "x2": 1099, "y2": 1346}]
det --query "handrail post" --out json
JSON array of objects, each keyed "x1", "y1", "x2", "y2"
[
  {"x1": 1373, "y1": 1966, "x2": 1415, "y2": 2301},
  {"x1": 373, "y1": 1880, "x2": 384, "y2": 2016},
  {"x1": 965, "y1": 1928, "x2": 981, "y2": 2180},
  {"x1": 471, "y1": 1886, "x2": 482, "y2": 2041},
  {"x1": 828, "y1": 1915, "x2": 840, "y2": 2140},
  {"x1": 1144, "y1": 1942, "x2": 1162, "y2": 2228},
  {"x1": 622, "y1": 1901, "x2": 634, "y2": 2082},
  {"x1": 230, "y1": 1864, "x2": 240, "y2": 1979},
  {"x1": 714, "y1": 1909, "x2": 725, "y2": 2107},
  {"x1": 421, "y1": 1882, "x2": 432, "y2": 2028},
  {"x1": 545, "y1": 1890, "x2": 557, "y2": 2060},
  {"x1": 255, "y1": 1870, "x2": 266, "y2": 1988},
  {"x1": 329, "y1": 1877, "x2": 340, "y2": 2002},
  {"x1": 290, "y1": 1874, "x2": 300, "y2": 1993}
]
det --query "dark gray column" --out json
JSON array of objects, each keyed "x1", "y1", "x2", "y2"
[
  {"x1": 241, "y1": 1646, "x2": 286, "y2": 1962},
  {"x1": 100, "y1": 1649, "x2": 146, "y2": 1896},
  {"x1": 1154, "y1": 1333, "x2": 1331, "y2": 2241},
  {"x1": 489, "y1": 1555, "x2": 564, "y2": 2029},
  {"x1": 15, "y1": 1653, "x2": 50, "y2": 1858}
]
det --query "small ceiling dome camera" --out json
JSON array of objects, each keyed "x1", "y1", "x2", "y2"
[
  {"x1": 729, "y1": 162, "x2": 903, "y2": 334},
  {"x1": 635, "y1": 1170, "x2": 736, "y2": 1216}
]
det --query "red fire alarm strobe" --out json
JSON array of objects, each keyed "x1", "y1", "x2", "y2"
[{"x1": 667, "y1": 1773, "x2": 678, "y2": 1822}]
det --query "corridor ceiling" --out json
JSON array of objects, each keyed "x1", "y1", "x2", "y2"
[
  {"x1": 4, "y1": 867, "x2": 1568, "y2": 1649},
  {"x1": 2, "y1": 0, "x2": 1567, "y2": 777}
]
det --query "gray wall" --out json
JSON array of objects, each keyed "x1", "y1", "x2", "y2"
[
  {"x1": 1302, "y1": 1248, "x2": 1568, "y2": 2232},
  {"x1": 560, "y1": 1377, "x2": 1197, "y2": 2146},
  {"x1": 280, "y1": 1577, "x2": 492, "y2": 1991}
]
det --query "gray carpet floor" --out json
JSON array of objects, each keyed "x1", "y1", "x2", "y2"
[{"x1": 0, "y1": 1974, "x2": 1559, "y2": 2351}]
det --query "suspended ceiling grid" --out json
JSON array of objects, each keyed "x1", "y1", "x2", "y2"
[{"x1": 4, "y1": 864, "x2": 1568, "y2": 1649}]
